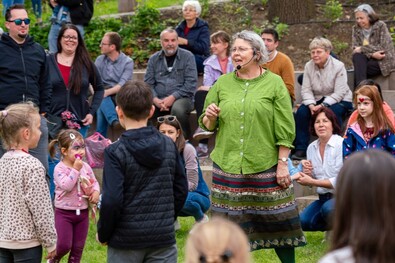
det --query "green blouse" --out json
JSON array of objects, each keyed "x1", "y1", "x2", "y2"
[{"x1": 198, "y1": 69, "x2": 295, "y2": 174}]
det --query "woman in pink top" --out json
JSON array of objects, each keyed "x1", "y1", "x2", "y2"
[
  {"x1": 48, "y1": 129, "x2": 100, "y2": 263},
  {"x1": 345, "y1": 79, "x2": 395, "y2": 134}
]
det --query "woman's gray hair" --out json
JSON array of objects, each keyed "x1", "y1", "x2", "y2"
[
  {"x1": 309, "y1": 37, "x2": 333, "y2": 52},
  {"x1": 183, "y1": 0, "x2": 202, "y2": 16},
  {"x1": 354, "y1": 4, "x2": 379, "y2": 24},
  {"x1": 232, "y1": 30, "x2": 269, "y2": 64}
]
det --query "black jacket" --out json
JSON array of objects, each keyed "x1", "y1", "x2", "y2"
[
  {"x1": 0, "y1": 33, "x2": 51, "y2": 113},
  {"x1": 56, "y1": 0, "x2": 93, "y2": 26},
  {"x1": 97, "y1": 126, "x2": 188, "y2": 249}
]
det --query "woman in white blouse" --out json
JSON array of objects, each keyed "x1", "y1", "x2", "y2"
[{"x1": 294, "y1": 107, "x2": 343, "y2": 231}]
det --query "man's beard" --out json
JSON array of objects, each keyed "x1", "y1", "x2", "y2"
[{"x1": 164, "y1": 47, "x2": 177, "y2": 56}]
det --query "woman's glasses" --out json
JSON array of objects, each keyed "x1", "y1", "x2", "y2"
[
  {"x1": 62, "y1": 35, "x2": 78, "y2": 41},
  {"x1": 8, "y1": 18, "x2": 30, "y2": 25},
  {"x1": 157, "y1": 115, "x2": 177, "y2": 123}
]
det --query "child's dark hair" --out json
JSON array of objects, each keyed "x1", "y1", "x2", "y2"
[
  {"x1": 48, "y1": 129, "x2": 84, "y2": 158},
  {"x1": 116, "y1": 80, "x2": 153, "y2": 121},
  {"x1": 0, "y1": 102, "x2": 39, "y2": 150}
]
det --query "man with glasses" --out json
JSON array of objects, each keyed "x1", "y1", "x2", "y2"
[
  {"x1": 95, "y1": 32, "x2": 134, "y2": 137},
  {"x1": 0, "y1": 2, "x2": 52, "y2": 220},
  {"x1": 144, "y1": 28, "x2": 197, "y2": 139}
]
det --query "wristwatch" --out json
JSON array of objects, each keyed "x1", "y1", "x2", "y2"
[{"x1": 278, "y1": 157, "x2": 287, "y2": 163}]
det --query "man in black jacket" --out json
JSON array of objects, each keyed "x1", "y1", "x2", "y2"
[
  {"x1": 97, "y1": 80, "x2": 188, "y2": 263},
  {"x1": 47, "y1": 0, "x2": 93, "y2": 53},
  {"x1": 0, "y1": 4, "x2": 51, "y2": 171}
]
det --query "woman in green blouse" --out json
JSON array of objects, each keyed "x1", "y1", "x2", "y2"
[{"x1": 199, "y1": 30, "x2": 306, "y2": 263}]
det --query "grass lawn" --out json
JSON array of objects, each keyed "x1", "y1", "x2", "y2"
[{"x1": 42, "y1": 216, "x2": 328, "y2": 262}]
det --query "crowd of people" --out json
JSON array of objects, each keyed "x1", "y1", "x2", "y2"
[{"x1": 0, "y1": 1, "x2": 395, "y2": 263}]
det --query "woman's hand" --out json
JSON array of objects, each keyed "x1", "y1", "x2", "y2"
[
  {"x1": 296, "y1": 172, "x2": 315, "y2": 186},
  {"x1": 82, "y1": 113, "x2": 93, "y2": 126},
  {"x1": 276, "y1": 162, "x2": 291, "y2": 188},
  {"x1": 301, "y1": 160, "x2": 313, "y2": 176},
  {"x1": 372, "y1": 50, "x2": 385, "y2": 60},
  {"x1": 178, "y1": 37, "x2": 188, "y2": 45},
  {"x1": 205, "y1": 103, "x2": 220, "y2": 121},
  {"x1": 353, "y1": 46, "x2": 362, "y2": 54}
]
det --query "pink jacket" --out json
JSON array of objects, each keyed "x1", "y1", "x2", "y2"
[{"x1": 54, "y1": 161, "x2": 100, "y2": 210}]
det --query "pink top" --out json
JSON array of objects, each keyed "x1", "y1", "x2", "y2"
[{"x1": 53, "y1": 161, "x2": 100, "y2": 210}]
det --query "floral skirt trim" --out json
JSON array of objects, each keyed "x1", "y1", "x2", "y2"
[{"x1": 211, "y1": 163, "x2": 307, "y2": 250}]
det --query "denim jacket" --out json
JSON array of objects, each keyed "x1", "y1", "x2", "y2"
[{"x1": 144, "y1": 48, "x2": 197, "y2": 100}]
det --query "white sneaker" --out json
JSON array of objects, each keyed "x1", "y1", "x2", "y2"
[
  {"x1": 193, "y1": 128, "x2": 214, "y2": 141},
  {"x1": 174, "y1": 219, "x2": 181, "y2": 231}
]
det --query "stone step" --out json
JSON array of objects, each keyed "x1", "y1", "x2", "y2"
[{"x1": 296, "y1": 195, "x2": 319, "y2": 212}]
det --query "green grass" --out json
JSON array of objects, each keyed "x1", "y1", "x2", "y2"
[{"x1": 42, "y1": 217, "x2": 328, "y2": 262}]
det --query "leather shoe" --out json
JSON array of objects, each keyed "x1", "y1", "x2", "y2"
[{"x1": 111, "y1": 120, "x2": 122, "y2": 129}]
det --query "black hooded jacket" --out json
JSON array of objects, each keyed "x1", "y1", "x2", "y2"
[
  {"x1": 97, "y1": 126, "x2": 188, "y2": 249},
  {"x1": 0, "y1": 33, "x2": 51, "y2": 113}
]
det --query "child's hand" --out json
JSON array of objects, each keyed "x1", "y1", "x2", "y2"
[
  {"x1": 291, "y1": 172, "x2": 301, "y2": 181},
  {"x1": 46, "y1": 249, "x2": 56, "y2": 260},
  {"x1": 73, "y1": 154, "x2": 83, "y2": 171},
  {"x1": 89, "y1": 190, "x2": 100, "y2": 204},
  {"x1": 301, "y1": 160, "x2": 313, "y2": 176}
]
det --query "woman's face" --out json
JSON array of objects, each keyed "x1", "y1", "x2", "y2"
[
  {"x1": 355, "y1": 11, "x2": 370, "y2": 29},
  {"x1": 211, "y1": 40, "x2": 228, "y2": 56},
  {"x1": 61, "y1": 28, "x2": 78, "y2": 54},
  {"x1": 314, "y1": 112, "x2": 333, "y2": 139},
  {"x1": 183, "y1": 5, "x2": 198, "y2": 21},
  {"x1": 310, "y1": 48, "x2": 330, "y2": 68},
  {"x1": 159, "y1": 123, "x2": 180, "y2": 143},
  {"x1": 231, "y1": 38, "x2": 256, "y2": 70},
  {"x1": 357, "y1": 94, "x2": 374, "y2": 119}
]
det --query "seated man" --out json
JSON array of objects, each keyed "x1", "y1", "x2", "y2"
[
  {"x1": 144, "y1": 28, "x2": 197, "y2": 139},
  {"x1": 95, "y1": 32, "x2": 134, "y2": 137},
  {"x1": 293, "y1": 37, "x2": 353, "y2": 160},
  {"x1": 261, "y1": 28, "x2": 295, "y2": 104}
]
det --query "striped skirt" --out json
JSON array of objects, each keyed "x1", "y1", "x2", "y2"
[{"x1": 211, "y1": 163, "x2": 306, "y2": 251}]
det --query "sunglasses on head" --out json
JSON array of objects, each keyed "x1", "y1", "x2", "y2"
[
  {"x1": 157, "y1": 115, "x2": 177, "y2": 123},
  {"x1": 8, "y1": 18, "x2": 30, "y2": 25}
]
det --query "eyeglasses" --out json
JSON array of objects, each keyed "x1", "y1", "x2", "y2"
[
  {"x1": 62, "y1": 35, "x2": 78, "y2": 41},
  {"x1": 231, "y1": 47, "x2": 253, "y2": 54},
  {"x1": 100, "y1": 42, "x2": 111, "y2": 46},
  {"x1": 157, "y1": 115, "x2": 177, "y2": 123},
  {"x1": 8, "y1": 18, "x2": 30, "y2": 25}
]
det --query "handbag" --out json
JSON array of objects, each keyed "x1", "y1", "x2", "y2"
[{"x1": 85, "y1": 132, "x2": 112, "y2": 168}]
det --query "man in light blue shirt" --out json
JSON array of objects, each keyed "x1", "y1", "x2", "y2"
[{"x1": 95, "y1": 32, "x2": 134, "y2": 137}]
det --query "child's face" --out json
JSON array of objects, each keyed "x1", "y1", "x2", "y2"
[
  {"x1": 357, "y1": 95, "x2": 374, "y2": 119},
  {"x1": 63, "y1": 138, "x2": 86, "y2": 162},
  {"x1": 28, "y1": 113, "x2": 42, "y2": 149},
  {"x1": 159, "y1": 123, "x2": 180, "y2": 143}
]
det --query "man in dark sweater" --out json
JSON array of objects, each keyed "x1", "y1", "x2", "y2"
[{"x1": 97, "y1": 80, "x2": 188, "y2": 263}]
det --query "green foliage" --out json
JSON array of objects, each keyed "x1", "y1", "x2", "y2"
[
  {"x1": 322, "y1": 0, "x2": 343, "y2": 23},
  {"x1": 331, "y1": 39, "x2": 349, "y2": 55},
  {"x1": 259, "y1": 17, "x2": 289, "y2": 40}
]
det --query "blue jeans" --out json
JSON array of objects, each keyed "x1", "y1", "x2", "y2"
[
  {"x1": 96, "y1": 96, "x2": 118, "y2": 137},
  {"x1": 294, "y1": 100, "x2": 353, "y2": 151},
  {"x1": 300, "y1": 194, "x2": 334, "y2": 231},
  {"x1": 31, "y1": 0, "x2": 42, "y2": 19},
  {"x1": 48, "y1": 23, "x2": 85, "y2": 53},
  {"x1": 2, "y1": 0, "x2": 24, "y2": 15},
  {"x1": 0, "y1": 246, "x2": 42, "y2": 263},
  {"x1": 178, "y1": 191, "x2": 210, "y2": 221}
]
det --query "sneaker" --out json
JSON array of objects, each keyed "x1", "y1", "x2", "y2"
[
  {"x1": 193, "y1": 127, "x2": 214, "y2": 141},
  {"x1": 291, "y1": 150, "x2": 306, "y2": 160},
  {"x1": 196, "y1": 146, "x2": 209, "y2": 158},
  {"x1": 174, "y1": 219, "x2": 181, "y2": 231}
]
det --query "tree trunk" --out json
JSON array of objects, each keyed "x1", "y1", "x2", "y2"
[
  {"x1": 268, "y1": 0, "x2": 315, "y2": 24},
  {"x1": 118, "y1": 0, "x2": 137, "y2": 13}
]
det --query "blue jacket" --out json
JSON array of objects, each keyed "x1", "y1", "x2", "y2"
[
  {"x1": 98, "y1": 126, "x2": 188, "y2": 249},
  {"x1": 176, "y1": 18, "x2": 210, "y2": 58},
  {"x1": 144, "y1": 48, "x2": 197, "y2": 100},
  {"x1": 343, "y1": 122, "x2": 395, "y2": 159}
]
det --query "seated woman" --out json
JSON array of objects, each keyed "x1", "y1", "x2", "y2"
[
  {"x1": 293, "y1": 37, "x2": 353, "y2": 159},
  {"x1": 352, "y1": 4, "x2": 395, "y2": 87},
  {"x1": 175, "y1": 0, "x2": 210, "y2": 74},
  {"x1": 295, "y1": 107, "x2": 343, "y2": 231},
  {"x1": 193, "y1": 30, "x2": 234, "y2": 157},
  {"x1": 157, "y1": 115, "x2": 210, "y2": 227}
]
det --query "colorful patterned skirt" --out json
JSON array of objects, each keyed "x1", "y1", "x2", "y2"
[{"x1": 211, "y1": 163, "x2": 306, "y2": 251}]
